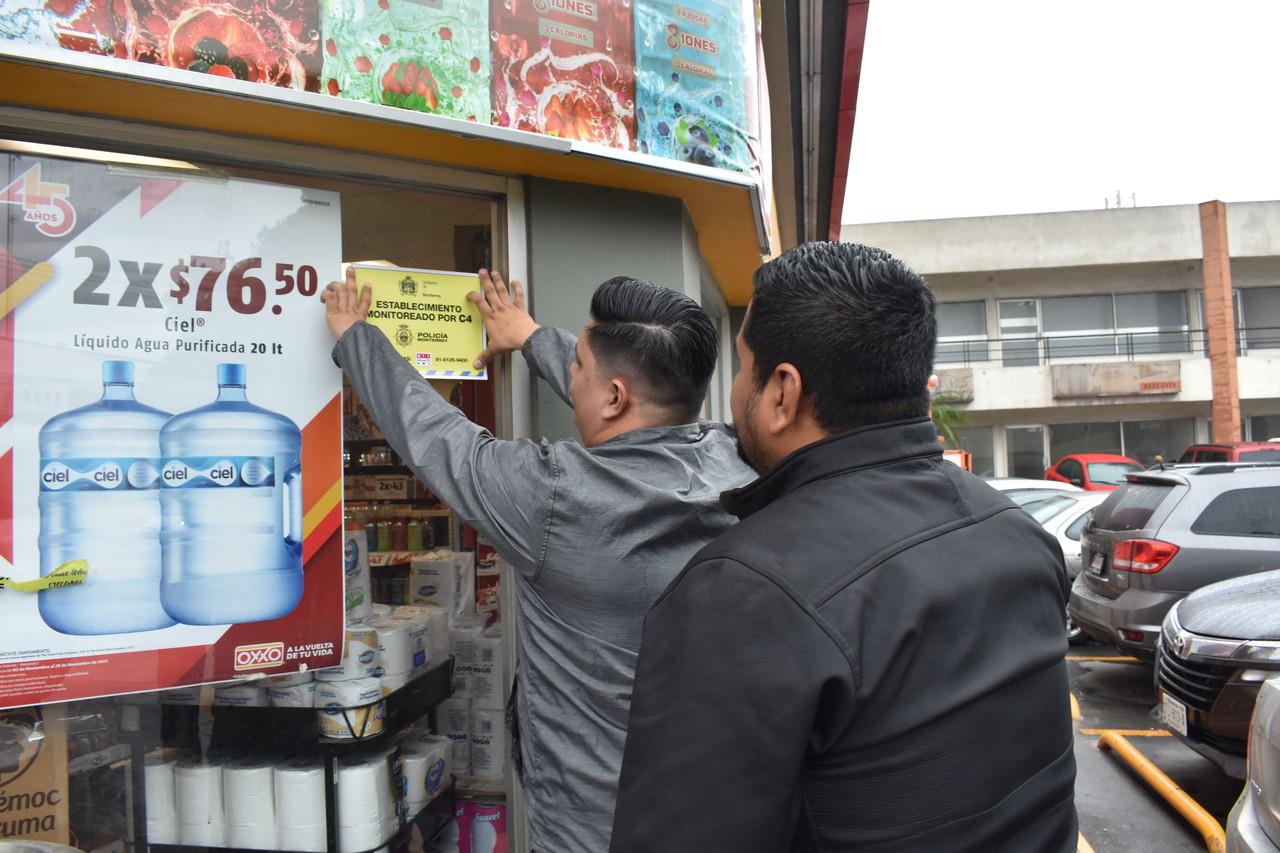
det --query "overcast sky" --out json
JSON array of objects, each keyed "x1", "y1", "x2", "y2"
[{"x1": 842, "y1": 0, "x2": 1280, "y2": 225}]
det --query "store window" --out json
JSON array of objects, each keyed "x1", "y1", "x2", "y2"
[
  {"x1": 1240, "y1": 286, "x2": 1280, "y2": 350},
  {"x1": 1122, "y1": 418, "x2": 1196, "y2": 466},
  {"x1": 1005, "y1": 426, "x2": 1046, "y2": 478},
  {"x1": 998, "y1": 300, "x2": 1040, "y2": 367},
  {"x1": 1049, "y1": 422, "x2": 1123, "y2": 462},
  {"x1": 936, "y1": 300, "x2": 989, "y2": 364},
  {"x1": 953, "y1": 426, "x2": 996, "y2": 477},
  {"x1": 0, "y1": 142, "x2": 507, "y2": 849},
  {"x1": 1248, "y1": 415, "x2": 1280, "y2": 442}
]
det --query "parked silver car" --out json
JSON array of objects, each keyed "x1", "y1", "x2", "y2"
[
  {"x1": 1227, "y1": 675, "x2": 1280, "y2": 852},
  {"x1": 1068, "y1": 463, "x2": 1280, "y2": 659}
]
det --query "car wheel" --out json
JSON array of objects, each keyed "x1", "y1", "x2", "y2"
[{"x1": 1067, "y1": 609, "x2": 1090, "y2": 646}]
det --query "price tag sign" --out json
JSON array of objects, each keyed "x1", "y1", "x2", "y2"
[
  {"x1": 353, "y1": 264, "x2": 488, "y2": 380},
  {"x1": 0, "y1": 153, "x2": 347, "y2": 709}
]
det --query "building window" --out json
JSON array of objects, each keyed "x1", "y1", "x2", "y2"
[
  {"x1": 1248, "y1": 415, "x2": 1280, "y2": 442},
  {"x1": 935, "y1": 301, "x2": 989, "y2": 364},
  {"x1": 1005, "y1": 426, "x2": 1046, "y2": 478},
  {"x1": 953, "y1": 426, "x2": 995, "y2": 477},
  {"x1": 998, "y1": 300, "x2": 1040, "y2": 366},
  {"x1": 1240, "y1": 286, "x2": 1280, "y2": 350},
  {"x1": 1042, "y1": 294, "x2": 1116, "y2": 359},
  {"x1": 1115, "y1": 291, "x2": 1190, "y2": 354},
  {"x1": 1122, "y1": 418, "x2": 1196, "y2": 466},
  {"x1": 1049, "y1": 422, "x2": 1123, "y2": 463}
]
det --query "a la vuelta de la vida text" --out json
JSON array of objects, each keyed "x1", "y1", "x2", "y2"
[{"x1": 72, "y1": 316, "x2": 286, "y2": 356}]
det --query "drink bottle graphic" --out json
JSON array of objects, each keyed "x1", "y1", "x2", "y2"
[
  {"x1": 160, "y1": 363, "x2": 304, "y2": 624},
  {"x1": 37, "y1": 360, "x2": 176, "y2": 634}
]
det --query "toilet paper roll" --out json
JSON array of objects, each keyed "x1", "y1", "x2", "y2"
[
  {"x1": 344, "y1": 530, "x2": 374, "y2": 623},
  {"x1": 266, "y1": 670, "x2": 315, "y2": 687},
  {"x1": 401, "y1": 740, "x2": 450, "y2": 803},
  {"x1": 277, "y1": 822, "x2": 326, "y2": 852},
  {"x1": 275, "y1": 757, "x2": 327, "y2": 833},
  {"x1": 268, "y1": 682, "x2": 317, "y2": 708},
  {"x1": 373, "y1": 617, "x2": 415, "y2": 676},
  {"x1": 436, "y1": 696, "x2": 471, "y2": 772},
  {"x1": 317, "y1": 679, "x2": 386, "y2": 739},
  {"x1": 228, "y1": 822, "x2": 276, "y2": 849},
  {"x1": 146, "y1": 818, "x2": 177, "y2": 845},
  {"x1": 144, "y1": 753, "x2": 177, "y2": 820},
  {"x1": 335, "y1": 757, "x2": 387, "y2": 829},
  {"x1": 175, "y1": 759, "x2": 224, "y2": 826},
  {"x1": 421, "y1": 606, "x2": 450, "y2": 668},
  {"x1": 337, "y1": 820, "x2": 386, "y2": 853},
  {"x1": 468, "y1": 629, "x2": 507, "y2": 712},
  {"x1": 372, "y1": 603, "x2": 393, "y2": 618},
  {"x1": 381, "y1": 670, "x2": 411, "y2": 696},
  {"x1": 179, "y1": 820, "x2": 227, "y2": 846},
  {"x1": 224, "y1": 757, "x2": 276, "y2": 828},
  {"x1": 470, "y1": 707, "x2": 508, "y2": 781},
  {"x1": 315, "y1": 627, "x2": 381, "y2": 681},
  {"x1": 214, "y1": 683, "x2": 268, "y2": 707}
]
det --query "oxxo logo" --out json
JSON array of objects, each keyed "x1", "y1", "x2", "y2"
[{"x1": 233, "y1": 642, "x2": 285, "y2": 671}]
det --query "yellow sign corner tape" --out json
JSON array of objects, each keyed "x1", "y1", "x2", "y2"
[{"x1": 0, "y1": 560, "x2": 90, "y2": 592}]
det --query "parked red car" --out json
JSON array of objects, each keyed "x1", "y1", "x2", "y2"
[
  {"x1": 1178, "y1": 442, "x2": 1280, "y2": 463},
  {"x1": 1044, "y1": 453, "x2": 1144, "y2": 490}
]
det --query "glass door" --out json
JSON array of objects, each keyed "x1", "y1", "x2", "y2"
[{"x1": 1005, "y1": 426, "x2": 1047, "y2": 479}]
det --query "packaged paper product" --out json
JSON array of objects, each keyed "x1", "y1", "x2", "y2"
[
  {"x1": 437, "y1": 695, "x2": 471, "y2": 773},
  {"x1": 418, "y1": 604, "x2": 451, "y2": 669},
  {"x1": 213, "y1": 683, "x2": 268, "y2": 707},
  {"x1": 474, "y1": 542, "x2": 503, "y2": 616},
  {"x1": 469, "y1": 707, "x2": 507, "y2": 782},
  {"x1": 265, "y1": 670, "x2": 315, "y2": 687},
  {"x1": 321, "y1": 0, "x2": 490, "y2": 121},
  {"x1": 489, "y1": 0, "x2": 636, "y2": 148},
  {"x1": 411, "y1": 549, "x2": 475, "y2": 622},
  {"x1": 343, "y1": 529, "x2": 374, "y2": 623},
  {"x1": 450, "y1": 615, "x2": 486, "y2": 697},
  {"x1": 466, "y1": 627, "x2": 507, "y2": 712},
  {"x1": 373, "y1": 615, "x2": 416, "y2": 676},
  {"x1": 314, "y1": 626, "x2": 382, "y2": 681},
  {"x1": 317, "y1": 678, "x2": 386, "y2": 739},
  {"x1": 634, "y1": 0, "x2": 751, "y2": 172},
  {"x1": 268, "y1": 681, "x2": 318, "y2": 708},
  {"x1": 457, "y1": 801, "x2": 507, "y2": 853}
]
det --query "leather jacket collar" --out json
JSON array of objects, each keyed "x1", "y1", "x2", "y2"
[{"x1": 721, "y1": 417, "x2": 943, "y2": 519}]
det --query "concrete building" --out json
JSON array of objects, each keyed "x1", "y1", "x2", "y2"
[{"x1": 842, "y1": 202, "x2": 1280, "y2": 478}]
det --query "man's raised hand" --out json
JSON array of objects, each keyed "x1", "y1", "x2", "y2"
[
  {"x1": 321, "y1": 267, "x2": 373, "y2": 341},
  {"x1": 467, "y1": 268, "x2": 540, "y2": 370}
]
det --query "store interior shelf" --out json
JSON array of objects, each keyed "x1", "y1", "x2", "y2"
[{"x1": 68, "y1": 742, "x2": 131, "y2": 776}]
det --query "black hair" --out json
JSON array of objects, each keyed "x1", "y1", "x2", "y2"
[
  {"x1": 587, "y1": 277, "x2": 718, "y2": 420},
  {"x1": 744, "y1": 241, "x2": 936, "y2": 433}
]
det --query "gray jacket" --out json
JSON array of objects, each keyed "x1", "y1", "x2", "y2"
[{"x1": 335, "y1": 322, "x2": 753, "y2": 853}]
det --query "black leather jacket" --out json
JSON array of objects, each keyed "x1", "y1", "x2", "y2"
[{"x1": 610, "y1": 418, "x2": 1078, "y2": 853}]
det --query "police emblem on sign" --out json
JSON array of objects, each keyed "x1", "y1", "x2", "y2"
[
  {"x1": 396, "y1": 325, "x2": 413, "y2": 346},
  {"x1": 399, "y1": 276, "x2": 417, "y2": 296}
]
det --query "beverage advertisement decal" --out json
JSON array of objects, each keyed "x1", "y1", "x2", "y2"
[
  {"x1": 0, "y1": 153, "x2": 345, "y2": 710},
  {"x1": 354, "y1": 264, "x2": 487, "y2": 380},
  {"x1": 634, "y1": 0, "x2": 750, "y2": 172},
  {"x1": 490, "y1": 0, "x2": 636, "y2": 148}
]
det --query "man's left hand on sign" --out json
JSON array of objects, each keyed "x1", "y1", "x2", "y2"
[
  {"x1": 468, "y1": 268, "x2": 540, "y2": 370},
  {"x1": 322, "y1": 267, "x2": 373, "y2": 340}
]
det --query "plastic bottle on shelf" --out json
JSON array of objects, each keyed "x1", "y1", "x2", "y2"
[
  {"x1": 159, "y1": 363, "x2": 303, "y2": 625},
  {"x1": 391, "y1": 517, "x2": 408, "y2": 551},
  {"x1": 376, "y1": 519, "x2": 393, "y2": 552},
  {"x1": 37, "y1": 360, "x2": 176, "y2": 635},
  {"x1": 406, "y1": 517, "x2": 424, "y2": 552},
  {"x1": 364, "y1": 519, "x2": 378, "y2": 553}
]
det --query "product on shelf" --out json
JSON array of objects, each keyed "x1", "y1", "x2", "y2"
[
  {"x1": 315, "y1": 625, "x2": 383, "y2": 681},
  {"x1": 144, "y1": 752, "x2": 179, "y2": 843},
  {"x1": 213, "y1": 683, "x2": 269, "y2": 707},
  {"x1": 459, "y1": 625, "x2": 506, "y2": 712},
  {"x1": 457, "y1": 800, "x2": 507, "y2": 853},
  {"x1": 267, "y1": 680, "x2": 318, "y2": 708},
  {"x1": 450, "y1": 615, "x2": 486, "y2": 698},
  {"x1": 224, "y1": 757, "x2": 277, "y2": 848},
  {"x1": 468, "y1": 708, "x2": 507, "y2": 783},
  {"x1": 175, "y1": 758, "x2": 226, "y2": 844},
  {"x1": 37, "y1": 359, "x2": 174, "y2": 635},
  {"x1": 412, "y1": 550, "x2": 476, "y2": 621},
  {"x1": 345, "y1": 527, "x2": 375, "y2": 623},
  {"x1": 317, "y1": 678, "x2": 386, "y2": 739},
  {"x1": 402, "y1": 733, "x2": 453, "y2": 813},
  {"x1": 275, "y1": 757, "x2": 328, "y2": 851},
  {"x1": 160, "y1": 362, "x2": 305, "y2": 625},
  {"x1": 436, "y1": 695, "x2": 472, "y2": 774},
  {"x1": 335, "y1": 748, "x2": 399, "y2": 851}
]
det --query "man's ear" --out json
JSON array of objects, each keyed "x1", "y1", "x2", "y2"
[
  {"x1": 601, "y1": 376, "x2": 631, "y2": 422},
  {"x1": 764, "y1": 363, "x2": 804, "y2": 436}
]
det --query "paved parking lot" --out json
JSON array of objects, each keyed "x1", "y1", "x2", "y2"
[{"x1": 1069, "y1": 646, "x2": 1245, "y2": 852}]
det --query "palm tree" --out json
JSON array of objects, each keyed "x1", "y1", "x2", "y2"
[{"x1": 930, "y1": 395, "x2": 968, "y2": 447}]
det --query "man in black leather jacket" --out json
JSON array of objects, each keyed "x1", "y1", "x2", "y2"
[{"x1": 610, "y1": 242, "x2": 1078, "y2": 853}]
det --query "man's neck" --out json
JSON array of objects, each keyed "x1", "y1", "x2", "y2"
[{"x1": 585, "y1": 410, "x2": 691, "y2": 447}]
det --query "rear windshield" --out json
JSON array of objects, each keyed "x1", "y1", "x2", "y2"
[
  {"x1": 1191, "y1": 487, "x2": 1280, "y2": 537},
  {"x1": 1022, "y1": 495, "x2": 1078, "y2": 523},
  {"x1": 1092, "y1": 482, "x2": 1176, "y2": 531},
  {"x1": 1087, "y1": 462, "x2": 1145, "y2": 486},
  {"x1": 1240, "y1": 449, "x2": 1280, "y2": 461}
]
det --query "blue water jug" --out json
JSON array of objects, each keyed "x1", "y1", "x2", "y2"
[
  {"x1": 159, "y1": 363, "x2": 304, "y2": 625},
  {"x1": 38, "y1": 360, "x2": 175, "y2": 634}
]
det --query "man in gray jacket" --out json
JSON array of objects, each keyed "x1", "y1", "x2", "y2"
[{"x1": 323, "y1": 268, "x2": 753, "y2": 852}]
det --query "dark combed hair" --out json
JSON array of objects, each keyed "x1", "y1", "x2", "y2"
[
  {"x1": 744, "y1": 241, "x2": 937, "y2": 433},
  {"x1": 587, "y1": 276, "x2": 718, "y2": 420}
]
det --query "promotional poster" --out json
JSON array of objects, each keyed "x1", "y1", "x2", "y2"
[
  {"x1": 354, "y1": 265, "x2": 487, "y2": 381},
  {"x1": 320, "y1": 0, "x2": 489, "y2": 120},
  {"x1": 490, "y1": 0, "x2": 636, "y2": 149},
  {"x1": 634, "y1": 0, "x2": 750, "y2": 172},
  {"x1": 0, "y1": 153, "x2": 345, "y2": 710}
]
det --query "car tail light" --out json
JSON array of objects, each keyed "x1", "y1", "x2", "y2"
[{"x1": 1112, "y1": 539, "x2": 1179, "y2": 573}]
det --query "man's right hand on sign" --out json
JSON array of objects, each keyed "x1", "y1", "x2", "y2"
[
  {"x1": 321, "y1": 267, "x2": 372, "y2": 341},
  {"x1": 468, "y1": 268, "x2": 540, "y2": 370}
]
